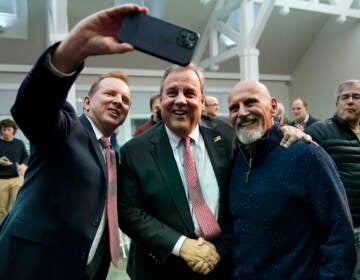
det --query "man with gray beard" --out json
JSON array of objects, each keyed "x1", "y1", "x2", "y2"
[{"x1": 215, "y1": 80, "x2": 356, "y2": 279}]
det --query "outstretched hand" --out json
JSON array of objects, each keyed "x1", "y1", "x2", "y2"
[
  {"x1": 52, "y1": 4, "x2": 149, "y2": 73},
  {"x1": 280, "y1": 125, "x2": 312, "y2": 148}
]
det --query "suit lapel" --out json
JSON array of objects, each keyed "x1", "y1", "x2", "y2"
[
  {"x1": 199, "y1": 124, "x2": 229, "y2": 224},
  {"x1": 149, "y1": 125, "x2": 194, "y2": 234},
  {"x1": 79, "y1": 115, "x2": 107, "y2": 176},
  {"x1": 200, "y1": 124, "x2": 227, "y2": 186}
]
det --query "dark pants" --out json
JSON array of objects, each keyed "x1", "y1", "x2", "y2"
[{"x1": 352, "y1": 228, "x2": 360, "y2": 280}]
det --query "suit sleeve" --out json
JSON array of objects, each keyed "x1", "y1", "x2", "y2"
[
  {"x1": 11, "y1": 43, "x2": 83, "y2": 151},
  {"x1": 117, "y1": 144, "x2": 184, "y2": 265}
]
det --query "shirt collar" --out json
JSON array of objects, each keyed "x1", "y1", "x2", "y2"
[
  {"x1": 297, "y1": 113, "x2": 309, "y2": 125},
  {"x1": 85, "y1": 115, "x2": 107, "y2": 141},
  {"x1": 165, "y1": 124, "x2": 200, "y2": 150}
]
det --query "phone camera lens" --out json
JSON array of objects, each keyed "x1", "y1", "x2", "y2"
[{"x1": 177, "y1": 29, "x2": 197, "y2": 49}]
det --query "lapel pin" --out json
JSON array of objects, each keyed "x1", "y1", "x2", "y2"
[{"x1": 213, "y1": 136, "x2": 222, "y2": 142}]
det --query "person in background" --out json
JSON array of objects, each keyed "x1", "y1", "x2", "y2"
[
  {"x1": 203, "y1": 95, "x2": 232, "y2": 124},
  {"x1": 0, "y1": 118, "x2": 28, "y2": 222},
  {"x1": 215, "y1": 80, "x2": 356, "y2": 279},
  {"x1": 203, "y1": 96, "x2": 219, "y2": 117},
  {"x1": 305, "y1": 79, "x2": 360, "y2": 280},
  {"x1": 133, "y1": 94, "x2": 161, "y2": 136},
  {"x1": 274, "y1": 102, "x2": 288, "y2": 125},
  {"x1": 290, "y1": 98, "x2": 319, "y2": 130},
  {"x1": 0, "y1": 4, "x2": 149, "y2": 280}
]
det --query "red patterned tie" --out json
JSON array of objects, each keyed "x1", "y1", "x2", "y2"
[
  {"x1": 181, "y1": 136, "x2": 221, "y2": 240},
  {"x1": 99, "y1": 137, "x2": 120, "y2": 267}
]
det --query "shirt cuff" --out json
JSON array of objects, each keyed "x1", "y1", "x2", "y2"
[
  {"x1": 171, "y1": 235, "x2": 187, "y2": 256},
  {"x1": 45, "y1": 53, "x2": 77, "y2": 78}
]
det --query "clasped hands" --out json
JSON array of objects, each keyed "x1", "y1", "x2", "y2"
[{"x1": 179, "y1": 237, "x2": 220, "y2": 275}]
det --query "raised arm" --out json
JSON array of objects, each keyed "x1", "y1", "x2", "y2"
[{"x1": 52, "y1": 4, "x2": 148, "y2": 73}]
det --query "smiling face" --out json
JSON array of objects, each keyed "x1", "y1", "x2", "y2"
[
  {"x1": 336, "y1": 82, "x2": 360, "y2": 129},
  {"x1": 228, "y1": 81, "x2": 277, "y2": 144},
  {"x1": 291, "y1": 99, "x2": 307, "y2": 123},
  {"x1": 160, "y1": 67, "x2": 205, "y2": 137},
  {"x1": 84, "y1": 76, "x2": 131, "y2": 137}
]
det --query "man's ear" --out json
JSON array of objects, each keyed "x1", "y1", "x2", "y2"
[
  {"x1": 83, "y1": 96, "x2": 90, "y2": 112},
  {"x1": 270, "y1": 98, "x2": 278, "y2": 117}
]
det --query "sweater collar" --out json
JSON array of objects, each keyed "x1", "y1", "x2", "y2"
[{"x1": 239, "y1": 124, "x2": 282, "y2": 159}]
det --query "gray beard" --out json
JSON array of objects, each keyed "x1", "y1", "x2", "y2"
[{"x1": 236, "y1": 118, "x2": 264, "y2": 144}]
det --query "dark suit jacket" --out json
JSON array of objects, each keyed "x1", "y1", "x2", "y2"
[
  {"x1": 290, "y1": 114, "x2": 319, "y2": 128},
  {"x1": 118, "y1": 115, "x2": 235, "y2": 280},
  {"x1": 0, "y1": 45, "x2": 111, "y2": 279}
]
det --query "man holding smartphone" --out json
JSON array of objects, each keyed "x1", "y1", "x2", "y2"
[{"x1": 0, "y1": 4, "x2": 149, "y2": 280}]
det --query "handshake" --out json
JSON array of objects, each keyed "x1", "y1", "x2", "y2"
[{"x1": 179, "y1": 237, "x2": 220, "y2": 275}]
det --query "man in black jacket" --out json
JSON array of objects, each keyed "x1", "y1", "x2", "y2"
[{"x1": 305, "y1": 79, "x2": 360, "y2": 279}]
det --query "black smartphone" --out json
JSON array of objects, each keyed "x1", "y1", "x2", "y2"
[{"x1": 117, "y1": 13, "x2": 199, "y2": 66}]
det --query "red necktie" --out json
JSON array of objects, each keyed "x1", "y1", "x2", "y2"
[
  {"x1": 181, "y1": 136, "x2": 221, "y2": 240},
  {"x1": 99, "y1": 137, "x2": 120, "y2": 267}
]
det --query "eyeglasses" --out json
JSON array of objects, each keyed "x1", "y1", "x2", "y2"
[{"x1": 338, "y1": 93, "x2": 360, "y2": 102}]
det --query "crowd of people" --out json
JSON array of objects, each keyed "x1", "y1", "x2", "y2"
[{"x1": 0, "y1": 3, "x2": 359, "y2": 280}]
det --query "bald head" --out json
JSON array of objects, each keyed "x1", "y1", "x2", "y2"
[
  {"x1": 228, "y1": 80, "x2": 277, "y2": 144},
  {"x1": 229, "y1": 80, "x2": 271, "y2": 102},
  {"x1": 204, "y1": 95, "x2": 219, "y2": 117}
]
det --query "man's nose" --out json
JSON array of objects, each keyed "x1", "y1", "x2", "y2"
[
  {"x1": 174, "y1": 92, "x2": 186, "y2": 103},
  {"x1": 237, "y1": 103, "x2": 248, "y2": 117},
  {"x1": 113, "y1": 94, "x2": 123, "y2": 105}
]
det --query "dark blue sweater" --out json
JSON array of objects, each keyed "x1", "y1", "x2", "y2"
[{"x1": 217, "y1": 125, "x2": 356, "y2": 279}]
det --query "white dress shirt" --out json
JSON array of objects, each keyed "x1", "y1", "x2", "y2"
[
  {"x1": 86, "y1": 116, "x2": 108, "y2": 265},
  {"x1": 165, "y1": 125, "x2": 220, "y2": 255}
]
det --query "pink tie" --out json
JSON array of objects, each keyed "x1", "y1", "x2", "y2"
[
  {"x1": 99, "y1": 137, "x2": 120, "y2": 267},
  {"x1": 182, "y1": 136, "x2": 221, "y2": 240}
]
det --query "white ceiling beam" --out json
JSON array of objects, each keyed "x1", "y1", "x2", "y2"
[
  {"x1": 193, "y1": 0, "x2": 223, "y2": 63},
  {"x1": 199, "y1": 46, "x2": 242, "y2": 68},
  {"x1": 239, "y1": 0, "x2": 254, "y2": 47},
  {"x1": 254, "y1": 0, "x2": 360, "y2": 19},
  {"x1": 47, "y1": 0, "x2": 69, "y2": 45},
  {"x1": 214, "y1": 20, "x2": 241, "y2": 44},
  {"x1": 248, "y1": 0, "x2": 276, "y2": 47},
  {"x1": 216, "y1": 0, "x2": 245, "y2": 20},
  {"x1": 209, "y1": 28, "x2": 219, "y2": 70},
  {"x1": 47, "y1": 0, "x2": 76, "y2": 108},
  {"x1": 196, "y1": 0, "x2": 360, "y2": 79}
]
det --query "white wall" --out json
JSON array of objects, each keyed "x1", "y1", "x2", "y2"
[
  {"x1": 290, "y1": 17, "x2": 360, "y2": 121},
  {"x1": 0, "y1": 69, "x2": 290, "y2": 147}
]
